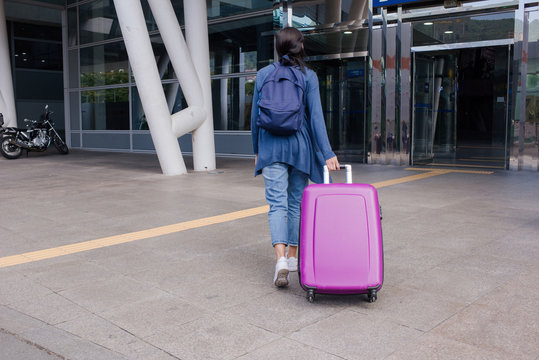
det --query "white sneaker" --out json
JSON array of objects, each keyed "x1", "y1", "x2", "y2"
[
  {"x1": 273, "y1": 257, "x2": 289, "y2": 287},
  {"x1": 287, "y1": 256, "x2": 298, "y2": 272}
]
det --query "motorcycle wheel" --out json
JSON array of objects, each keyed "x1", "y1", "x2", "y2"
[
  {"x1": 53, "y1": 135, "x2": 69, "y2": 154},
  {"x1": 0, "y1": 136, "x2": 23, "y2": 159}
]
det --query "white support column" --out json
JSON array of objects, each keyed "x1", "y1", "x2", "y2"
[
  {"x1": 184, "y1": 0, "x2": 216, "y2": 171},
  {"x1": 146, "y1": 0, "x2": 206, "y2": 138},
  {"x1": 113, "y1": 0, "x2": 186, "y2": 175},
  {"x1": 0, "y1": 0, "x2": 17, "y2": 127}
]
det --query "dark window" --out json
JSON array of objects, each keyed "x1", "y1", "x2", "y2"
[{"x1": 14, "y1": 40, "x2": 63, "y2": 71}]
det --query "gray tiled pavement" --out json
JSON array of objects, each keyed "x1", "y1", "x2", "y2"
[{"x1": 0, "y1": 149, "x2": 538, "y2": 360}]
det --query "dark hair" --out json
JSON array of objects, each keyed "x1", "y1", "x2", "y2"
[{"x1": 276, "y1": 27, "x2": 308, "y2": 72}]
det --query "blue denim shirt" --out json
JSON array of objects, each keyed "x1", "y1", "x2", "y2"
[{"x1": 251, "y1": 65, "x2": 335, "y2": 184}]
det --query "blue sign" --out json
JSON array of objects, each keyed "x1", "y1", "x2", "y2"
[
  {"x1": 347, "y1": 69, "x2": 364, "y2": 78},
  {"x1": 373, "y1": 0, "x2": 426, "y2": 7}
]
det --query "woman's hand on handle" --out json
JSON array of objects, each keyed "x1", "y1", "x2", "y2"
[{"x1": 325, "y1": 156, "x2": 340, "y2": 171}]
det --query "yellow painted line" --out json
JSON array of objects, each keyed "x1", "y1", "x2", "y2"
[
  {"x1": 470, "y1": 157, "x2": 505, "y2": 160},
  {"x1": 412, "y1": 163, "x2": 504, "y2": 169},
  {"x1": 406, "y1": 168, "x2": 493, "y2": 175},
  {"x1": 457, "y1": 146, "x2": 505, "y2": 150},
  {"x1": 0, "y1": 206, "x2": 269, "y2": 269},
  {"x1": 0, "y1": 168, "x2": 490, "y2": 269},
  {"x1": 371, "y1": 169, "x2": 450, "y2": 188},
  {"x1": 458, "y1": 159, "x2": 504, "y2": 163}
]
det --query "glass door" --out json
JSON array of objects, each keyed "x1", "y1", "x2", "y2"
[
  {"x1": 412, "y1": 54, "x2": 435, "y2": 164},
  {"x1": 312, "y1": 58, "x2": 367, "y2": 162}
]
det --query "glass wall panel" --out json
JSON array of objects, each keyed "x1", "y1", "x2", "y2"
[
  {"x1": 304, "y1": 29, "x2": 368, "y2": 56},
  {"x1": 14, "y1": 40, "x2": 62, "y2": 70},
  {"x1": 521, "y1": 11, "x2": 539, "y2": 170},
  {"x1": 292, "y1": 0, "x2": 368, "y2": 28},
  {"x1": 81, "y1": 87, "x2": 129, "y2": 130},
  {"x1": 69, "y1": 49, "x2": 79, "y2": 88},
  {"x1": 70, "y1": 92, "x2": 80, "y2": 130},
  {"x1": 14, "y1": 22, "x2": 61, "y2": 41},
  {"x1": 313, "y1": 58, "x2": 367, "y2": 162},
  {"x1": 212, "y1": 75, "x2": 255, "y2": 131},
  {"x1": 207, "y1": 0, "x2": 272, "y2": 19},
  {"x1": 209, "y1": 15, "x2": 273, "y2": 75},
  {"x1": 131, "y1": 85, "x2": 186, "y2": 131},
  {"x1": 143, "y1": 35, "x2": 177, "y2": 81},
  {"x1": 80, "y1": 42, "x2": 129, "y2": 87},
  {"x1": 79, "y1": 0, "x2": 123, "y2": 44},
  {"x1": 68, "y1": 7, "x2": 78, "y2": 46},
  {"x1": 413, "y1": 11, "x2": 514, "y2": 46},
  {"x1": 141, "y1": 0, "x2": 158, "y2": 32}
]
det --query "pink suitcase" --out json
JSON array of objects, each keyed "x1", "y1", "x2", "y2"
[{"x1": 299, "y1": 165, "x2": 383, "y2": 303}]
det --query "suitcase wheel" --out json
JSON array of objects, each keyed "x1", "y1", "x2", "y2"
[
  {"x1": 367, "y1": 290, "x2": 378, "y2": 303},
  {"x1": 307, "y1": 289, "x2": 315, "y2": 303}
]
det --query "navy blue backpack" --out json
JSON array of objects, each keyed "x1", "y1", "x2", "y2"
[{"x1": 256, "y1": 58, "x2": 306, "y2": 136}]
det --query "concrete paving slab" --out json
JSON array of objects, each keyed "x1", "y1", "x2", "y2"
[
  {"x1": 222, "y1": 290, "x2": 348, "y2": 336},
  {"x1": 170, "y1": 272, "x2": 274, "y2": 312},
  {"x1": 430, "y1": 295, "x2": 539, "y2": 359},
  {"x1": 6, "y1": 292, "x2": 91, "y2": 326},
  {"x1": 385, "y1": 333, "x2": 514, "y2": 360},
  {"x1": 0, "y1": 305, "x2": 48, "y2": 334},
  {"x1": 100, "y1": 293, "x2": 209, "y2": 339},
  {"x1": 289, "y1": 309, "x2": 424, "y2": 360},
  {"x1": 145, "y1": 313, "x2": 280, "y2": 360},
  {"x1": 0, "y1": 330, "x2": 62, "y2": 360},
  {"x1": 235, "y1": 338, "x2": 343, "y2": 359},
  {"x1": 400, "y1": 265, "x2": 509, "y2": 304},
  {"x1": 58, "y1": 276, "x2": 168, "y2": 314},
  {"x1": 0, "y1": 269, "x2": 53, "y2": 306},
  {"x1": 77, "y1": 246, "x2": 180, "y2": 276},
  {"x1": 19, "y1": 258, "x2": 116, "y2": 293},
  {"x1": 347, "y1": 285, "x2": 467, "y2": 332},
  {"x1": 20, "y1": 323, "x2": 128, "y2": 360},
  {"x1": 57, "y1": 313, "x2": 176, "y2": 360}
]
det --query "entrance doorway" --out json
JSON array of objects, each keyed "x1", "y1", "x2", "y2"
[
  {"x1": 310, "y1": 58, "x2": 367, "y2": 162},
  {"x1": 412, "y1": 46, "x2": 510, "y2": 169}
]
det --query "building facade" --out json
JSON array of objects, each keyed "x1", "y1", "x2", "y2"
[{"x1": 1, "y1": 0, "x2": 538, "y2": 172}]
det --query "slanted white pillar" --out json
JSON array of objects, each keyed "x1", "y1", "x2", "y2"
[
  {"x1": 184, "y1": 0, "x2": 216, "y2": 171},
  {"x1": 113, "y1": 0, "x2": 186, "y2": 175},
  {"x1": 115, "y1": 0, "x2": 216, "y2": 175},
  {"x1": 0, "y1": 0, "x2": 17, "y2": 127}
]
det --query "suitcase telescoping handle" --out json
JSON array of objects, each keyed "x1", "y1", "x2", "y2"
[{"x1": 323, "y1": 164, "x2": 352, "y2": 184}]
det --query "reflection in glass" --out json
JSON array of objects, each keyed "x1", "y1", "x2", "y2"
[
  {"x1": 304, "y1": 29, "x2": 368, "y2": 57},
  {"x1": 521, "y1": 11, "x2": 539, "y2": 170},
  {"x1": 413, "y1": 12, "x2": 514, "y2": 46},
  {"x1": 209, "y1": 15, "x2": 273, "y2": 75},
  {"x1": 79, "y1": 0, "x2": 122, "y2": 44},
  {"x1": 81, "y1": 88, "x2": 129, "y2": 130},
  {"x1": 14, "y1": 22, "x2": 61, "y2": 41},
  {"x1": 148, "y1": 36, "x2": 176, "y2": 81},
  {"x1": 413, "y1": 55, "x2": 435, "y2": 163},
  {"x1": 14, "y1": 40, "x2": 62, "y2": 71},
  {"x1": 292, "y1": 0, "x2": 368, "y2": 27},
  {"x1": 131, "y1": 85, "x2": 186, "y2": 131},
  {"x1": 212, "y1": 76, "x2": 255, "y2": 131},
  {"x1": 207, "y1": 0, "x2": 272, "y2": 19},
  {"x1": 68, "y1": 7, "x2": 78, "y2": 46},
  {"x1": 80, "y1": 42, "x2": 129, "y2": 87},
  {"x1": 314, "y1": 59, "x2": 366, "y2": 161}
]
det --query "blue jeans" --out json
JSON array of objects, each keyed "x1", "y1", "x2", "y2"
[{"x1": 262, "y1": 163, "x2": 308, "y2": 247}]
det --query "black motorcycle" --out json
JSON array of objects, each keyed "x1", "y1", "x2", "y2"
[{"x1": 0, "y1": 105, "x2": 69, "y2": 159}]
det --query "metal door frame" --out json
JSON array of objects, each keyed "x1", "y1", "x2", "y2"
[
  {"x1": 411, "y1": 40, "x2": 513, "y2": 167},
  {"x1": 306, "y1": 54, "x2": 369, "y2": 162},
  {"x1": 411, "y1": 52, "x2": 436, "y2": 165}
]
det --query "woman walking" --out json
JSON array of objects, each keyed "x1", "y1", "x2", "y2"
[{"x1": 251, "y1": 27, "x2": 339, "y2": 287}]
